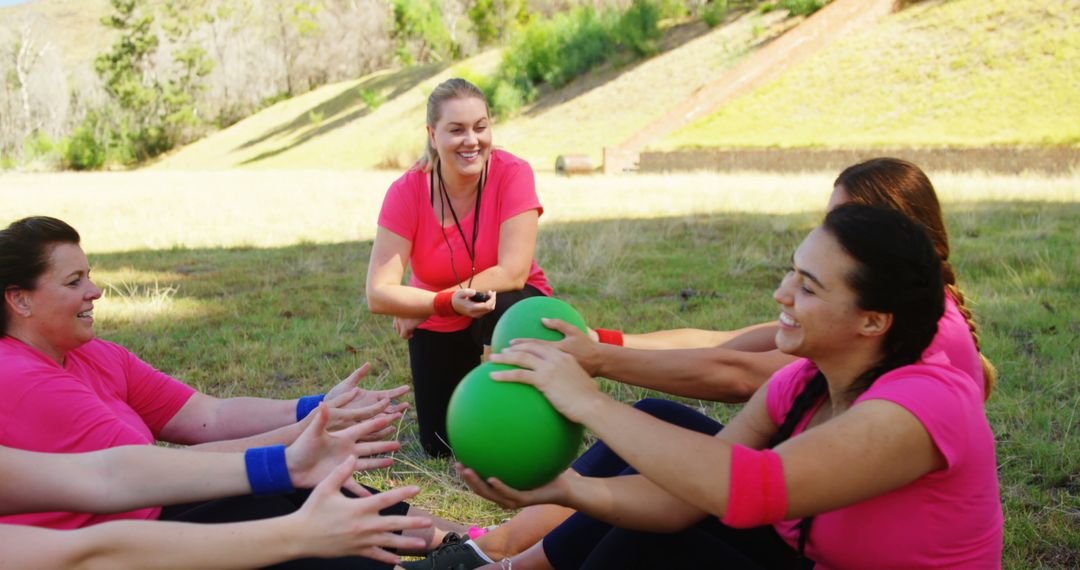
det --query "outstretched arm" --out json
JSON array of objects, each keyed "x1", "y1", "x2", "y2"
[
  {"x1": 0, "y1": 461, "x2": 431, "y2": 570},
  {"x1": 490, "y1": 344, "x2": 947, "y2": 522},
  {"x1": 514, "y1": 319, "x2": 795, "y2": 402},
  {"x1": 161, "y1": 365, "x2": 411, "y2": 448},
  {"x1": 619, "y1": 322, "x2": 779, "y2": 351},
  {"x1": 0, "y1": 405, "x2": 398, "y2": 516}
]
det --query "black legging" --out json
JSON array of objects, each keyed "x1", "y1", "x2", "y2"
[
  {"x1": 407, "y1": 285, "x2": 545, "y2": 457},
  {"x1": 160, "y1": 486, "x2": 409, "y2": 570},
  {"x1": 543, "y1": 398, "x2": 804, "y2": 569}
]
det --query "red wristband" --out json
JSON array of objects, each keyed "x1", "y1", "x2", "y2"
[
  {"x1": 721, "y1": 445, "x2": 788, "y2": 529},
  {"x1": 596, "y1": 328, "x2": 624, "y2": 346},
  {"x1": 433, "y1": 291, "x2": 457, "y2": 317}
]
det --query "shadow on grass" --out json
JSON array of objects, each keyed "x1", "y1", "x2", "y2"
[
  {"x1": 233, "y1": 63, "x2": 448, "y2": 159},
  {"x1": 84, "y1": 202, "x2": 1078, "y2": 568}
]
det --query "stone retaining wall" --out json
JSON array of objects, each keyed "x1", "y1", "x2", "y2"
[{"x1": 637, "y1": 148, "x2": 1080, "y2": 175}]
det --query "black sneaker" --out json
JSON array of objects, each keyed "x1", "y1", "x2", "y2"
[{"x1": 400, "y1": 537, "x2": 489, "y2": 570}]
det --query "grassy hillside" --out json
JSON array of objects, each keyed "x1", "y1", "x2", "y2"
[
  {"x1": 660, "y1": 0, "x2": 1080, "y2": 149},
  {"x1": 153, "y1": 10, "x2": 798, "y2": 171}
]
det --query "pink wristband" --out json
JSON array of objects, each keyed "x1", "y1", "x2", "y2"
[
  {"x1": 596, "y1": 328, "x2": 624, "y2": 346},
  {"x1": 467, "y1": 525, "x2": 489, "y2": 540},
  {"x1": 721, "y1": 444, "x2": 788, "y2": 528},
  {"x1": 433, "y1": 291, "x2": 457, "y2": 317}
]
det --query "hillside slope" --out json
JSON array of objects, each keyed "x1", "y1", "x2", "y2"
[
  {"x1": 153, "y1": 9, "x2": 797, "y2": 171},
  {"x1": 661, "y1": 0, "x2": 1080, "y2": 149}
]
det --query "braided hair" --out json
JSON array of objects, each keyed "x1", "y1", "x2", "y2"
[
  {"x1": 768, "y1": 204, "x2": 945, "y2": 558},
  {"x1": 0, "y1": 216, "x2": 81, "y2": 335},
  {"x1": 835, "y1": 158, "x2": 996, "y2": 398}
]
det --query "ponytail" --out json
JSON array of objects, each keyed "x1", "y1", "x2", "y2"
[{"x1": 942, "y1": 261, "x2": 997, "y2": 399}]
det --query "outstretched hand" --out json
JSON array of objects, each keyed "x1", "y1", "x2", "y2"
[
  {"x1": 292, "y1": 459, "x2": 432, "y2": 565},
  {"x1": 286, "y1": 404, "x2": 403, "y2": 494},
  {"x1": 510, "y1": 318, "x2": 604, "y2": 376},
  {"x1": 324, "y1": 364, "x2": 411, "y2": 432},
  {"x1": 489, "y1": 342, "x2": 605, "y2": 425},
  {"x1": 456, "y1": 463, "x2": 573, "y2": 510}
]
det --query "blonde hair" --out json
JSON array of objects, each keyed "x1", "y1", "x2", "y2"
[{"x1": 415, "y1": 78, "x2": 489, "y2": 172}]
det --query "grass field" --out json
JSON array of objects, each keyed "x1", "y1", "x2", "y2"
[
  {"x1": 2, "y1": 169, "x2": 1079, "y2": 566},
  {"x1": 661, "y1": 0, "x2": 1080, "y2": 150}
]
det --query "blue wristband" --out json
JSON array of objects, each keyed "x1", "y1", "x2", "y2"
[
  {"x1": 296, "y1": 393, "x2": 326, "y2": 422},
  {"x1": 244, "y1": 445, "x2": 294, "y2": 496}
]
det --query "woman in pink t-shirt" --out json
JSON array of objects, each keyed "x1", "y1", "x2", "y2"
[
  {"x1": 366, "y1": 78, "x2": 552, "y2": 457},
  {"x1": 0, "y1": 216, "x2": 466, "y2": 568},
  {"x1": 462, "y1": 205, "x2": 1002, "y2": 568},
  {"x1": 409, "y1": 159, "x2": 999, "y2": 569},
  {"x1": 519, "y1": 158, "x2": 995, "y2": 402}
]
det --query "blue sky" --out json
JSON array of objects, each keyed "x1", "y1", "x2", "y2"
[{"x1": 0, "y1": 0, "x2": 33, "y2": 7}]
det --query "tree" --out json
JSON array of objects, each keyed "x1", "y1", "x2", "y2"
[
  {"x1": 269, "y1": 0, "x2": 322, "y2": 96},
  {"x1": 391, "y1": 0, "x2": 455, "y2": 64},
  {"x1": 468, "y1": 0, "x2": 527, "y2": 48},
  {"x1": 161, "y1": 0, "x2": 216, "y2": 135}
]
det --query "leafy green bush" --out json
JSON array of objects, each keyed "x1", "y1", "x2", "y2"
[
  {"x1": 778, "y1": 0, "x2": 826, "y2": 16},
  {"x1": 656, "y1": 0, "x2": 689, "y2": 19},
  {"x1": 489, "y1": 79, "x2": 528, "y2": 117},
  {"x1": 358, "y1": 88, "x2": 385, "y2": 110},
  {"x1": 618, "y1": 0, "x2": 663, "y2": 57},
  {"x1": 23, "y1": 132, "x2": 57, "y2": 162},
  {"x1": 485, "y1": 0, "x2": 662, "y2": 118},
  {"x1": 63, "y1": 122, "x2": 107, "y2": 171},
  {"x1": 702, "y1": 0, "x2": 731, "y2": 28}
]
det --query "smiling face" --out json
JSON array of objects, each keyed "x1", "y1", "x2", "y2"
[
  {"x1": 8, "y1": 243, "x2": 102, "y2": 362},
  {"x1": 428, "y1": 96, "x2": 492, "y2": 181},
  {"x1": 772, "y1": 227, "x2": 874, "y2": 361}
]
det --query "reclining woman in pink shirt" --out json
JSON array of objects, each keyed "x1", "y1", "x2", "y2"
[
  {"x1": 0, "y1": 216, "x2": 465, "y2": 568},
  {"x1": 0, "y1": 405, "x2": 432, "y2": 569},
  {"x1": 466, "y1": 204, "x2": 1002, "y2": 568}
]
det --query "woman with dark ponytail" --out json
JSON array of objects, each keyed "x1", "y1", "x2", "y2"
[
  {"x1": 527, "y1": 157, "x2": 994, "y2": 406},
  {"x1": 456, "y1": 205, "x2": 1001, "y2": 569},
  {"x1": 407, "y1": 160, "x2": 1000, "y2": 570}
]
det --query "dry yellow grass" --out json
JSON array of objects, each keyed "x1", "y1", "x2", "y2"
[{"x1": 3, "y1": 169, "x2": 1077, "y2": 253}]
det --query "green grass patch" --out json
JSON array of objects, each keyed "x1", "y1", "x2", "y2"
[
  {"x1": 4, "y1": 170, "x2": 1077, "y2": 567},
  {"x1": 662, "y1": 0, "x2": 1080, "y2": 149}
]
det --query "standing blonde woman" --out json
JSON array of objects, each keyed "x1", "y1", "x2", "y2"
[{"x1": 366, "y1": 78, "x2": 552, "y2": 457}]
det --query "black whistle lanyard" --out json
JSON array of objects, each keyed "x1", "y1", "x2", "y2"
[{"x1": 431, "y1": 160, "x2": 485, "y2": 289}]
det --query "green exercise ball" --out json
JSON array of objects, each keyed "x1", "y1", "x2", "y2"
[
  {"x1": 491, "y1": 296, "x2": 588, "y2": 354},
  {"x1": 447, "y1": 361, "x2": 584, "y2": 490}
]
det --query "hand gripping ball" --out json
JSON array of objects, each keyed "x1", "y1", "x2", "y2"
[
  {"x1": 447, "y1": 362, "x2": 584, "y2": 490},
  {"x1": 490, "y1": 296, "x2": 588, "y2": 354}
]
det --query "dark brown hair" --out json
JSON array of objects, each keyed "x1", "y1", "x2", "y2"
[
  {"x1": 0, "y1": 216, "x2": 81, "y2": 334},
  {"x1": 835, "y1": 157, "x2": 996, "y2": 398}
]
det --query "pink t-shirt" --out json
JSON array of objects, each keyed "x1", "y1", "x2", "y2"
[
  {"x1": 764, "y1": 352, "x2": 1002, "y2": 569},
  {"x1": 378, "y1": 149, "x2": 552, "y2": 333},
  {"x1": 927, "y1": 292, "x2": 985, "y2": 397},
  {"x1": 0, "y1": 336, "x2": 196, "y2": 529}
]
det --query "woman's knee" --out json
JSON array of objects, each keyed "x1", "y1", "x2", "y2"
[{"x1": 632, "y1": 398, "x2": 723, "y2": 435}]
